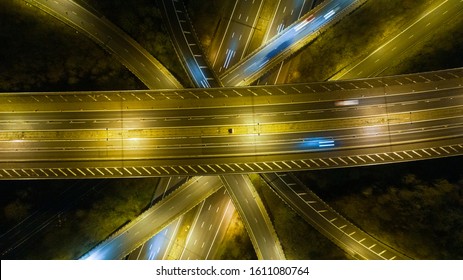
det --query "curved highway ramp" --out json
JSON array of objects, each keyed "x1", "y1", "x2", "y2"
[{"x1": 261, "y1": 172, "x2": 411, "y2": 260}]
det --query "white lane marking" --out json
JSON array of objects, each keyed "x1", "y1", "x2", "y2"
[
  {"x1": 212, "y1": 0, "x2": 239, "y2": 67},
  {"x1": 223, "y1": 49, "x2": 236, "y2": 69}
]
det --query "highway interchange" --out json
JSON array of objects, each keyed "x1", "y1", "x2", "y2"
[{"x1": 1, "y1": 0, "x2": 462, "y2": 260}]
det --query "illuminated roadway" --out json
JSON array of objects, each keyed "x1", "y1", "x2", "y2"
[
  {"x1": 262, "y1": 172, "x2": 410, "y2": 259},
  {"x1": 285, "y1": 0, "x2": 462, "y2": 259},
  {"x1": 178, "y1": 187, "x2": 235, "y2": 260},
  {"x1": 127, "y1": 176, "x2": 185, "y2": 260},
  {"x1": 160, "y1": 0, "x2": 221, "y2": 88},
  {"x1": 80, "y1": 176, "x2": 223, "y2": 260},
  {"x1": 258, "y1": 0, "x2": 315, "y2": 85},
  {"x1": 333, "y1": 0, "x2": 463, "y2": 80},
  {"x1": 161, "y1": 1, "x2": 285, "y2": 260},
  {"x1": 24, "y1": 0, "x2": 182, "y2": 89},
  {"x1": 233, "y1": 0, "x2": 409, "y2": 260},
  {"x1": 246, "y1": 0, "x2": 463, "y2": 260},
  {"x1": 4, "y1": 0, "x2": 463, "y2": 261},
  {"x1": 221, "y1": 175, "x2": 285, "y2": 260},
  {"x1": 97, "y1": 0, "x2": 456, "y2": 259},
  {"x1": 219, "y1": 0, "x2": 367, "y2": 86},
  {"x1": 1, "y1": 68, "x2": 462, "y2": 179},
  {"x1": 208, "y1": 0, "x2": 264, "y2": 74},
  {"x1": 235, "y1": 0, "x2": 413, "y2": 259},
  {"x1": 158, "y1": 0, "x2": 240, "y2": 260},
  {"x1": 263, "y1": 0, "x2": 315, "y2": 42}
]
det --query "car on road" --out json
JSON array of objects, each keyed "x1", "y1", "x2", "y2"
[{"x1": 335, "y1": 99, "x2": 359, "y2": 106}]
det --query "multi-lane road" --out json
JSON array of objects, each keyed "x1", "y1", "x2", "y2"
[
  {"x1": 1, "y1": 68, "x2": 462, "y2": 178},
  {"x1": 3, "y1": 0, "x2": 463, "y2": 261},
  {"x1": 221, "y1": 175, "x2": 286, "y2": 260},
  {"x1": 258, "y1": 0, "x2": 316, "y2": 85},
  {"x1": 264, "y1": 0, "x2": 316, "y2": 41},
  {"x1": 127, "y1": 176, "x2": 185, "y2": 260},
  {"x1": 177, "y1": 187, "x2": 235, "y2": 260},
  {"x1": 160, "y1": 0, "x2": 221, "y2": 88},
  {"x1": 80, "y1": 176, "x2": 223, "y2": 260},
  {"x1": 208, "y1": 0, "x2": 264, "y2": 74},
  {"x1": 160, "y1": 0, "x2": 285, "y2": 260},
  {"x1": 219, "y1": 0, "x2": 367, "y2": 86}
]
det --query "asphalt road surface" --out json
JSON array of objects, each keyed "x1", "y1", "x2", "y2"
[
  {"x1": 127, "y1": 176, "x2": 185, "y2": 260},
  {"x1": 220, "y1": 0, "x2": 365, "y2": 86},
  {"x1": 209, "y1": 0, "x2": 264, "y2": 74},
  {"x1": 333, "y1": 0, "x2": 463, "y2": 80},
  {"x1": 221, "y1": 175, "x2": 285, "y2": 260},
  {"x1": 160, "y1": 0, "x2": 221, "y2": 88},
  {"x1": 1, "y1": 69, "x2": 462, "y2": 177},
  {"x1": 262, "y1": 172, "x2": 411, "y2": 260},
  {"x1": 80, "y1": 176, "x2": 223, "y2": 260},
  {"x1": 178, "y1": 187, "x2": 235, "y2": 260}
]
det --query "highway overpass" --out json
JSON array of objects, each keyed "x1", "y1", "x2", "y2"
[
  {"x1": 1, "y1": 68, "x2": 462, "y2": 179},
  {"x1": 3, "y1": 0, "x2": 461, "y2": 261}
]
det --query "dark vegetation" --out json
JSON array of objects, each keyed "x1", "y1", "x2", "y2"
[
  {"x1": 186, "y1": 0, "x2": 230, "y2": 50},
  {"x1": 215, "y1": 211, "x2": 257, "y2": 260},
  {"x1": 295, "y1": 157, "x2": 463, "y2": 259},
  {"x1": 0, "y1": 0, "x2": 143, "y2": 92},
  {"x1": 288, "y1": 0, "x2": 437, "y2": 82},
  {"x1": 383, "y1": 12, "x2": 463, "y2": 75},
  {"x1": 86, "y1": 0, "x2": 192, "y2": 87},
  {"x1": 1, "y1": 178, "x2": 159, "y2": 259},
  {"x1": 250, "y1": 174, "x2": 348, "y2": 259}
]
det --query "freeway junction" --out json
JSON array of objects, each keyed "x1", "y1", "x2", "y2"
[{"x1": 1, "y1": 0, "x2": 462, "y2": 261}]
